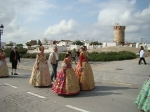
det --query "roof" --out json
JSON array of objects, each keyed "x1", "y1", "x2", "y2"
[{"x1": 60, "y1": 40, "x2": 72, "y2": 42}]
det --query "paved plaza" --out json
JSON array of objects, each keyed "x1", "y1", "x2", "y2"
[{"x1": 0, "y1": 57, "x2": 149, "y2": 112}]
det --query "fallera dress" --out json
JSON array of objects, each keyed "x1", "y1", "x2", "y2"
[
  {"x1": 0, "y1": 52, "x2": 9, "y2": 78},
  {"x1": 74, "y1": 52, "x2": 95, "y2": 90},
  {"x1": 135, "y1": 75, "x2": 150, "y2": 112},
  {"x1": 52, "y1": 58, "x2": 80, "y2": 95},
  {"x1": 29, "y1": 54, "x2": 51, "y2": 87}
]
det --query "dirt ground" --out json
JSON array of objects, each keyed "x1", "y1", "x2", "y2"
[{"x1": 88, "y1": 46, "x2": 150, "y2": 57}]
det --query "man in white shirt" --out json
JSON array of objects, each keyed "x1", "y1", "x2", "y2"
[
  {"x1": 49, "y1": 46, "x2": 59, "y2": 81},
  {"x1": 139, "y1": 46, "x2": 147, "y2": 65}
]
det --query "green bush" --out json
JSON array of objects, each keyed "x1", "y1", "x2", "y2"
[
  {"x1": 4, "y1": 48, "x2": 12, "y2": 57},
  {"x1": 4, "y1": 48, "x2": 28, "y2": 57},
  {"x1": 59, "y1": 53, "x2": 66, "y2": 61},
  {"x1": 4, "y1": 48, "x2": 137, "y2": 61},
  {"x1": 88, "y1": 51, "x2": 136, "y2": 61}
]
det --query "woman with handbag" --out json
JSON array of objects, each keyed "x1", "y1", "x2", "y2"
[{"x1": 0, "y1": 49, "x2": 9, "y2": 78}]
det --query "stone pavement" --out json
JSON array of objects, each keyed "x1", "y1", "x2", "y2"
[
  {"x1": 6, "y1": 57, "x2": 150, "y2": 85},
  {"x1": 0, "y1": 92, "x2": 78, "y2": 112},
  {"x1": 1, "y1": 57, "x2": 149, "y2": 112}
]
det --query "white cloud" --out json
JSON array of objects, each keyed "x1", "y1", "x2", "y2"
[
  {"x1": 2, "y1": 18, "x2": 28, "y2": 43},
  {"x1": 0, "y1": 0, "x2": 150, "y2": 44},
  {"x1": 93, "y1": 0, "x2": 150, "y2": 43},
  {"x1": 14, "y1": 0, "x2": 57, "y2": 22},
  {"x1": 0, "y1": 0, "x2": 56, "y2": 43},
  {"x1": 45, "y1": 20, "x2": 77, "y2": 35}
]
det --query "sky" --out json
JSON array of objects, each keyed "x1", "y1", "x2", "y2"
[{"x1": 0, "y1": 0, "x2": 150, "y2": 44}]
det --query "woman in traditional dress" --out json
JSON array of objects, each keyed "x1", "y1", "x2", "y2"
[
  {"x1": 0, "y1": 49, "x2": 9, "y2": 78},
  {"x1": 134, "y1": 75, "x2": 150, "y2": 112},
  {"x1": 52, "y1": 52, "x2": 80, "y2": 95},
  {"x1": 75, "y1": 46, "x2": 95, "y2": 90},
  {"x1": 29, "y1": 45, "x2": 51, "y2": 87}
]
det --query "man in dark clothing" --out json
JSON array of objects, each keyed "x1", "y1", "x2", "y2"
[{"x1": 10, "y1": 47, "x2": 20, "y2": 75}]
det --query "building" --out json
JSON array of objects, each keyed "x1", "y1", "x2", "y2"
[
  {"x1": 114, "y1": 24, "x2": 126, "y2": 45},
  {"x1": 1, "y1": 42, "x2": 6, "y2": 48},
  {"x1": 42, "y1": 38, "x2": 48, "y2": 45},
  {"x1": 57, "y1": 40, "x2": 73, "y2": 46}
]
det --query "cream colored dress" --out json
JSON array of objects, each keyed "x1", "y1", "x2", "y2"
[
  {"x1": 75, "y1": 52, "x2": 95, "y2": 90},
  {"x1": 0, "y1": 53, "x2": 9, "y2": 78},
  {"x1": 29, "y1": 54, "x2": 51, "y2": 87}
]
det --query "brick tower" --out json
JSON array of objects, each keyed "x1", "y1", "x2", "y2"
[{"x1": 114, "y1": 24, "x2": 126, "y2": 45}]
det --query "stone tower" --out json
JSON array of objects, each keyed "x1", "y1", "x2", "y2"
[{"x1": 114, "y1": 25, "x2": 126, "y2": 45}]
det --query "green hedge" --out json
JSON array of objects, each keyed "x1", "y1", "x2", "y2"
[
  {"x1": 58, "y1": 51, "x2": 136, "y2": 61},
  {"x1": 87, "y1": 51, "x2": 137, "y2": 61},
  {"x1": 4, "y1": 48, "x2": 28, "y2": 57},
  {"x1": 4, "y1": 49, "x2": 137, "y2": 61}
]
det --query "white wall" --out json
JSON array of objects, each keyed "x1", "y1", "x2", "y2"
[
  {"x1": 147, "y1": 44, "x2": 150, "y2": 50},
  {"x1": 57, "y1": 41, "x2": 73, "y2": 46},
  {"x1": 27, "y1": 46, "x2": 67, "y2": 53},
  {"x1": 107, "y1": 43, "x2": 117, "y2": 47},
  {"x1": 70, "y1": 45, "x2": 80, "y2": 50},
  {"x1": 102, "y1": 42, "x2": 117, "y2": 48}
]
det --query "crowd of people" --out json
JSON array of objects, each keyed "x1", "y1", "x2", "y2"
[{"x1": 0, "y1": 45, "x2": 149, "y2": 111}]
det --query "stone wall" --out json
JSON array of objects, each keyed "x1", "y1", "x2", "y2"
[{"x1": 114, "y1": 26, "x2": 126, "y2": 45}]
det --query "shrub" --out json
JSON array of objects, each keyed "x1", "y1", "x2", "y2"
[
  {"x1": 59, "y1": 53, "x2": 66, "y2": 61},
  {"x1": 4, "y1": 49, "x2": 137, "y2": 61},
  {"x1": 4, "y1": 48, "x2": 28, "y2": 57},
  {"x1": 88, "y1": 51, "x2": 136, "y2": 61}
]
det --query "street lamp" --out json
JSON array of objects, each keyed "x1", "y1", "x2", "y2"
[{"x1": 0, "y1": 24, "x2": 4, "y2": 49}]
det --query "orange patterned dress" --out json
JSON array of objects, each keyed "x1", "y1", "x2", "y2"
[
  {"x1": 29, "y1": 54, "x2": 51, "y2": 87},
  {"x1": 75, "y1": 52, "x2": 95, "y2": 90},
  {"x1": 52, "y1": 58, "x2": 80, "y2": 95}
]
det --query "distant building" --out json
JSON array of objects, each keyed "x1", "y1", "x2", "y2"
[
  {"x1": 114, "y1": 23, "x2": 126, "y2": 45},
  {"x1": 42, "y1": 38, "x2": 48, "y2": 45},
  {"x1": 1, "y1": 42, "x2": 6, "y2": 48},
  {"x1": 57, "y1": 40, "x2": 73, "y2": 46}
]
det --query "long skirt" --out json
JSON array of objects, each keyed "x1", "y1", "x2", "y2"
[
  {"x1": 75, "y1": 62, "x2": 95, "y2": 90},
  {"x1": 29, "y1": 62, "x2": 51, "y2": 87},
  {"x1": 0, "y1": 61, "x2": 9, "y2": 78},
  {"x1": 52, "y1": 68, "x2": 80, "y2": 95},
  {"x1": 135, "y1": 78, "x2": 150, "y2": 112}
]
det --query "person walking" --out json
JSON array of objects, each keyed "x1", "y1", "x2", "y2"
[
  {"x1": 49, "y1": 46, "x2": 59, "y2": 82},
  {"x1": 29, "y1": 45, "x2": 51, "y2": 87},
  {"x1": 74, "y1": 46, "x2": 95, "y2": 90},
  {"x1": 9, "y1": 47, "x2": 20, "y2": 75},
  {"x1": 52, "y1": 52, "x2": 80, "y2": 95},
  {"x1": 0, "y1": 49, "x2": 9, "y2": 78},
  {"x1": 71, "y1": 48, "x2": 77, "y2": 64},
  {"x1": 139, "y1": 46, "x2": 147, "y2": 65}
]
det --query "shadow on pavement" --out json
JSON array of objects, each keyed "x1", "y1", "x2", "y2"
[
  {"x1": 63, "y1": 85, "x2": 138, "y2": 98},
  {"x1": 7, "y1": 75, "x2": 31, "y2": 78}
]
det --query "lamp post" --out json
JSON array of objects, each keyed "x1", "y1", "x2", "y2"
[{"x1": 0, "y1": 24, "x2": 4, "y2": 49}]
